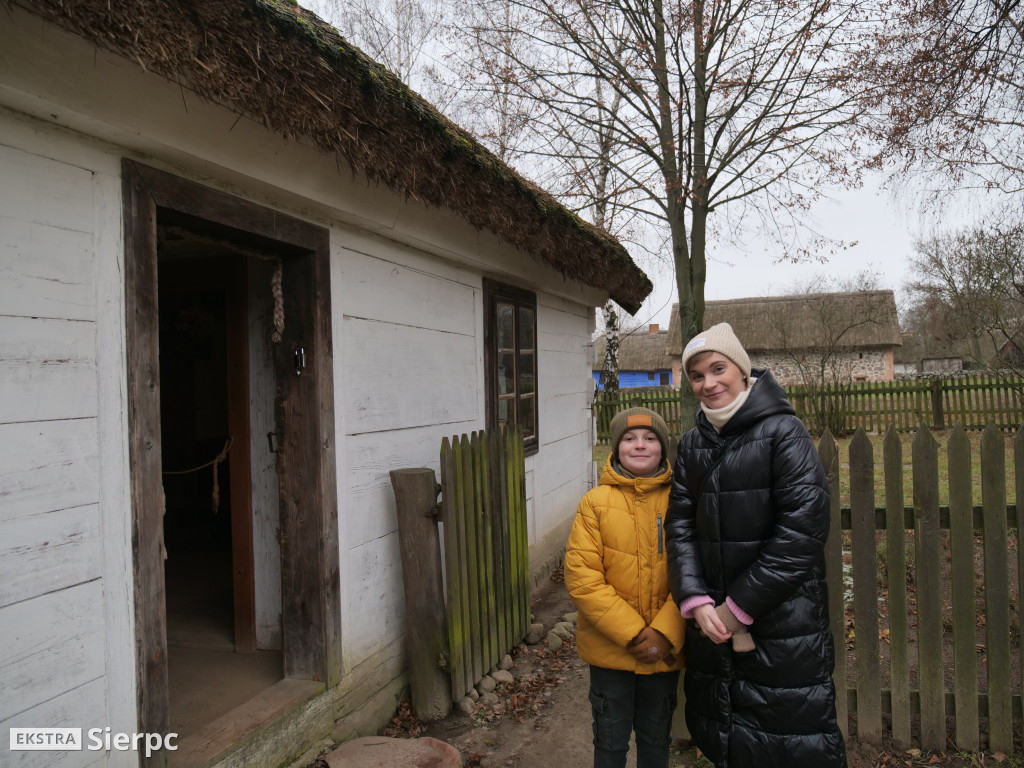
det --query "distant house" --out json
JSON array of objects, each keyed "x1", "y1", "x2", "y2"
[
  {"x1": 997, "y1": 336, "x2": 1024, "y2": 368},
  {"x1": 593, "y1": 325, "x2": 675, "y2": 388},
  {"x1": 666, "y1": 292, "x2": 902, "y2": 386},
  {"x1": 0, "y1": 2, "x2": 652, "y2": 767},
  {"x1": 896, "y1": 332, "x2": 1004, "y2": 375}
]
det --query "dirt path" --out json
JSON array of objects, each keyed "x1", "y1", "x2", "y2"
[{"x1": 374, "y1": 572, "x2": 1006, "y2": 767}]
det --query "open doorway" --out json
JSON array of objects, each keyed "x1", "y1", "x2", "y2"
[
  {"x1": 123, "y1": 161, "x2": 341, "y2": 765},
  {"x1": 157, "y1": 243, "x2": 283, "y2": 733}
]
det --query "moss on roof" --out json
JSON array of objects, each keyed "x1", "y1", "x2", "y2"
[{"x1": 22, "y1": 0, "x2": 651, "y2": 313}]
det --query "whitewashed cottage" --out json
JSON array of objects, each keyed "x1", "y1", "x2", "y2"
[{"x1": 0, "y1": 1, "x2": 652, "y2": 766}]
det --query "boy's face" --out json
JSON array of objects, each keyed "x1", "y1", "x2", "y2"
[{"x1": 617, "y1": 428, "x2": 662, "y2": 476}]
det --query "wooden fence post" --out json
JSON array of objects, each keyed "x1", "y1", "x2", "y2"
[{"x1": 390, "y1": 468, "x2": 451, "y2": 720}]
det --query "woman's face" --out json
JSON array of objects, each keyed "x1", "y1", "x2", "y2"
[
  {"x1": 617, "y1": 428, "x2": 663, "y2": 476},
  {"x1": 687, "y1": 353, "x2": 746, "y2": 409}
]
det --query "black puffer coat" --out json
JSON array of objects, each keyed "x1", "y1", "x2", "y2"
[{"x1": 665, "y1": 370, "x2": 846, "y2": 768}]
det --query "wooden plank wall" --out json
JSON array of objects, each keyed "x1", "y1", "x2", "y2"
[{"x1": 0, "y1": 138, "x2": 110, "y2": 762}]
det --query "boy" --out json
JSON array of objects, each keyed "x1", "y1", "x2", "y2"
[{"x1": 565, "y1": 407, "x2": 685, "y2": 768}]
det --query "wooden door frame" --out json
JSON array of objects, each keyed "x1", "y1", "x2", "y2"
[{"x1": 122, "y1": 160, "x2": 341, "y2": 744}]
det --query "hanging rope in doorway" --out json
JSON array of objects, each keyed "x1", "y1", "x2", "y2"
[
  {"x1": 162, "y1": 436, "x2": 234, "y2": 513},
  {"x1": 271, "y1": 261, "x2": 285, "y2": 343}
]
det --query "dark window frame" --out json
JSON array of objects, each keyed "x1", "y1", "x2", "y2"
[{"x1": 483, "y1": 279, "x2": 539, "y2": 455}]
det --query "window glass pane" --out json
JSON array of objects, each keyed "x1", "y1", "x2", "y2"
[
  {"x1": 498, "y1": 352, "x2": 516, "y2": 395},
  {"x1": 518, "y1": 306, "x2": 534, "y2": 350},
  {"x1": 520, "y1": 395, "x2": 535, "y2": 437},
  {"x1": 519, "y1": 352, "x2": 534, "y2": 394},
  {"x1": 497, "y1": 397, "x2": 511, "y2": 427},
  {"x1": 497, "y1": 302, "x2": 515, "y2": 349}
]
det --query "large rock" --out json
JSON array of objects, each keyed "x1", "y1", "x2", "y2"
[
  {"x1": 524, "y1": 623, "x2": 545, "y2": 644},
  {"x1": 551, "y1": 622, "x2": 574, "y2": 640},
  {"x1": 324, "y1": 736, "x2": 461, "y2": 768}
]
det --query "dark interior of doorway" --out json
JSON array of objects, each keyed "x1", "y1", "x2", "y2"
[{"x1": 158, "y1": 235, "x2": 282, "y2": 736}]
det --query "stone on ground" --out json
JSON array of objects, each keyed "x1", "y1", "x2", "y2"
[{"x1": 323, "y1": 736, "x2": 461, "y2": 767}]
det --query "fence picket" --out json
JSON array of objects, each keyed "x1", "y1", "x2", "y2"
[
  {"x1": 488, "y1": 429, "x2": 510, "y2": 654},
  {"x1": 472, "y1": 432, "x2": 496, "y2": 674},
  {"x1": 1017, "y1": 427, "x2": 1024, "y2": 715},
  {"x1": 850, "y1": 429, "x2": 881, "y2": 741},
  {"x1": 981, "y1": 422, "x2": 1012, "y2": 752},
  {"x1": 883, "y1": 426, "x2": 911, "y2": 745},
  {"x1": 440, "y1": 438, "x2": 467, "y2": 700},
  {"x1": 818, "y1": 430, "x2": 848, "y2": 740},
  {"x1": 509, "y1": 426, "x2": 530, "y2": 639},
  {"x1": 457, "y1": 433, "x2": 483, "y2": 685},
  {"x1": 947, "y1": 425, "x2": 979, "y2": 751},
  {"x1": 913, "y1": 426, "x2": 945, "y2": 751}
]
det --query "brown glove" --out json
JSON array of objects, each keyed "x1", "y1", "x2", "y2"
[
  {"x1": 715, "y1": 603, "x2": 755, "y2": 653},
  {"x1": 627, "y1": 627, "x2": 674, "y2": 664}
]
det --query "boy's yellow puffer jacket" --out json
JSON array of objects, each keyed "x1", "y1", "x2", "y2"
[{"x1": 565, "y1": 456, "x2": 685, "y2": 672}]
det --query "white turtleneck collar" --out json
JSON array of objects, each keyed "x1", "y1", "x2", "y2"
[{"x1": 701, "y1": 376, "x2": 758, "y2": 432}]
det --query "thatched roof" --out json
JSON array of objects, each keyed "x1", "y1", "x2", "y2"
[
  {"x1": 896, "y1": 332, "x2": 1002, "y2": 367},
  {"x1": 593, "y1": 330, "x2": 673, "y2": 372},
  {"x1": 666, "y1": 291, "x2": 902, "y2": 354},
  {"x1": 19, "y1": 0, "x2": 652, "y2": 313}
]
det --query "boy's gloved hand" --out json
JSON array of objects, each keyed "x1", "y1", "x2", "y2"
[
  {"x1": 715, "y1": 603, "x2": 755, "y2": 652},
  {"x1": 627, "y1": 627, "x2": 673, "y2": 663}
]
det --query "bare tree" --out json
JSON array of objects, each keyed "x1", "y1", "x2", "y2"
[
  {"x1": 904, "y1": 220, "x2": 1024, "y2": 376},
  {"x1": 449, "y1": 0, "x2": 870, "y2": 427},
  {"x1": 766, "y1": 279, "x2": 899, "y2": 435},
  {"x1": 306, "y1": 0, "x2": 444, "y2": 89},
  {"x1": 857, "y1": 0, "x2": 1024, "y2": 203}
]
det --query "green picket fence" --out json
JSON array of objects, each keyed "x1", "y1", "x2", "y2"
[
  {"x1": 439, "y1": 427, "x2": 530, "y2": 702},
  {"x1": 593, "y1": 387, "x2": 684, "y2": 443},
  {"x1": 787, "y1": 374, "x2": 1024, "y2": 433},
  {"x1": 594, "y1": 375, "x2": 1024, "y2": 441}
]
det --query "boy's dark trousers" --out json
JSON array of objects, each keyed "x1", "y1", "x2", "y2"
[{"x1": 588, "y1": 665, "x2": 680, "y2": 768}]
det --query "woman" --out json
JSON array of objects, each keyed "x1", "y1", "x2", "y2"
[
  {"x1": 665, "y1": 323, "x2": 846, "y2": 768},
  {"x1": 565, "y1": 407, "x2": 685, "y2": 768}
]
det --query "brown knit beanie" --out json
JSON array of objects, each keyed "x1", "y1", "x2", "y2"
[
  {"x1": 681, "y1": 322, "x2": 752, "y2": 380},
  {"x1": 609, "y1": 407, "x2": 670, "y2": 460}
]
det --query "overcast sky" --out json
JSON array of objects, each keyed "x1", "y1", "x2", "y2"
[
  {"x1": 631, "y1": 172, "x2": 1009, "y2": 332},
  {"x1": 633, "y1": 171, "x2": 940, "y2": 331}
]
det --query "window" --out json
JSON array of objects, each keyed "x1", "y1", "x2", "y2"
[
  {"x1": 660, "y1": 372, "x2": 670, "y2": 386},
  {"x1": 484, "y1": 279, "x2": 538, "y2": 454}
]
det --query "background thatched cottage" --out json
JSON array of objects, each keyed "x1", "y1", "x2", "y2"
[
  {"x1": 592, "y1": 325, "x2": 675, "y2": 389},
  {"x1": 666, "y1": 292, "x2": 902, "y2": 386},
  {"x1": 0, "y1": 1, "x2": 652, "y2": 766}
]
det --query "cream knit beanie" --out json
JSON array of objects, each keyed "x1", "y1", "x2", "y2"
[{"x1": 681, "y1": 322, "x2": 752, "y2": 380}]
